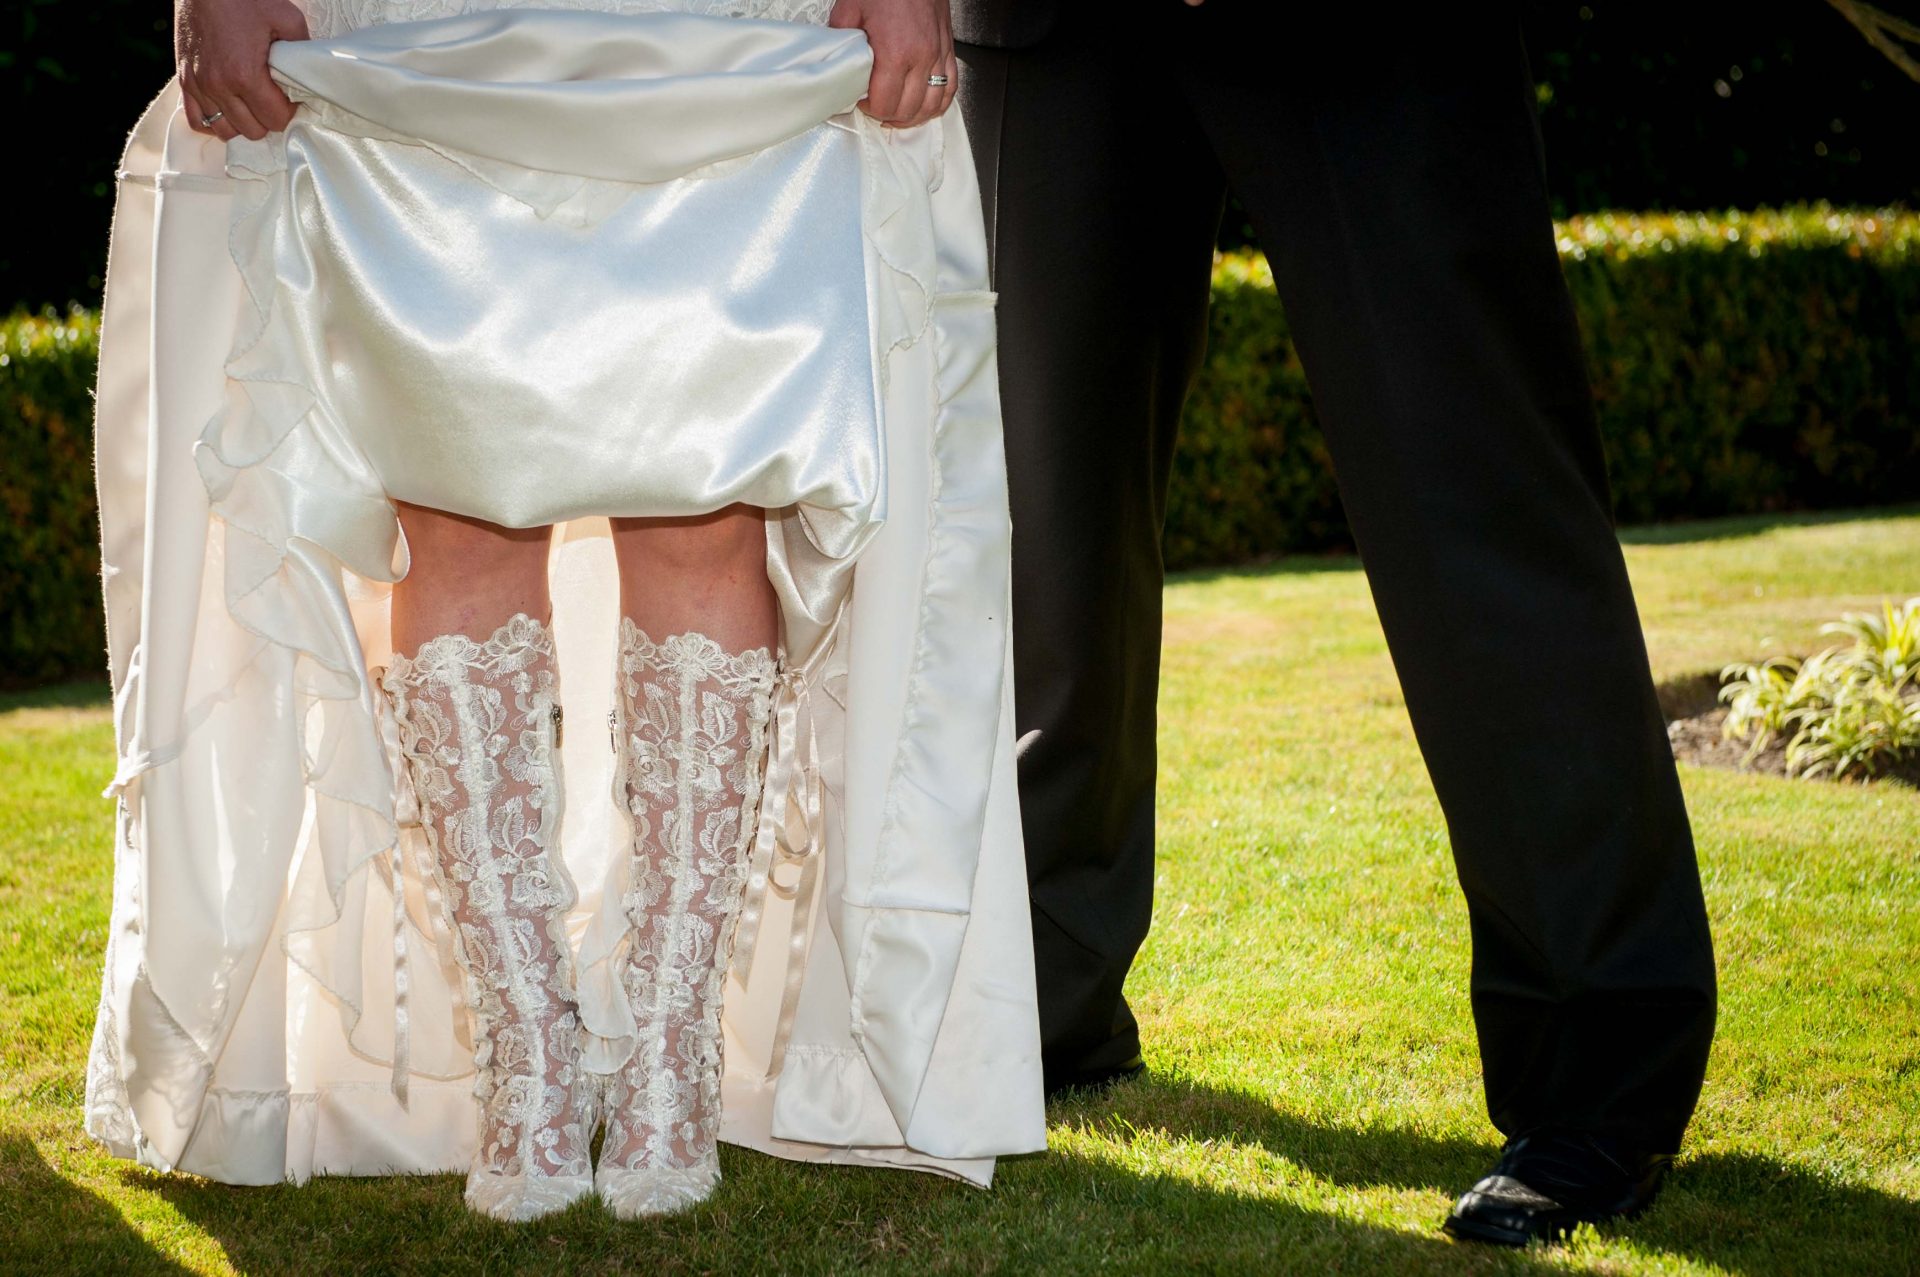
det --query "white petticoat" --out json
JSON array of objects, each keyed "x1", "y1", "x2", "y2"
[{"x1": 84, "y1": 11, "x2": 1045, "y2": 1189}]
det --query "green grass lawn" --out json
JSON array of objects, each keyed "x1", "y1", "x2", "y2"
[{"x1": 4, "y1": 508, "x2": 1918, "y2": 1275}]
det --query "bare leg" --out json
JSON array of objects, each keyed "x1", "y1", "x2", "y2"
[
  {"x1": 391, "y1": 502, "x2": 554, "y2": 655},
  {"x1": 597, "y1": 503, "x2": 779, "y2": 1217},
  {"x1": 609, "y1": 504, "x2": 777, "y2": 653}
]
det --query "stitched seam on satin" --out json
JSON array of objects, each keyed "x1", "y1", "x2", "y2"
[
  {"x1": 855, "y1": 317, "x2": 946, "y2": 1036},
  {"x1": 839, "y1": 900, "x2": 969, "y2": 916}
]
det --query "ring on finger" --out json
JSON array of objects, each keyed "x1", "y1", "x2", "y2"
[
  {"x1": 926, "y1": 73, "x2": 949, "y2": 86},
  {"x1": 201, "y1": 110, "x2": 226, "y2": 127}
]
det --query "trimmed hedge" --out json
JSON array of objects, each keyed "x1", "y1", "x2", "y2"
[
  {"x1": 5, "y1": 207, "x2": 1919, "y2": 684},
  {"x1": 1170, "y1": 206, "x2": 1920, "y2": 568},
  {"x1": 2, "y1": 310, "x2": 102, "y2": 689}
]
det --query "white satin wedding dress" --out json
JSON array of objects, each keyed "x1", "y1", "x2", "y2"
[{"x1": 84, "y1": 0, "x2": 1045, "y2": 1193}]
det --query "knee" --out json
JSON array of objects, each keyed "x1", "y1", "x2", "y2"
[{"x1": 397, "y1": 503, "x2": 550, "y2": 579}]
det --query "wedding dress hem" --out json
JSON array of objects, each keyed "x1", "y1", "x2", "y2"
[{"x1": 84, "y1": 11, "x2": 1045, "y2": 1194}]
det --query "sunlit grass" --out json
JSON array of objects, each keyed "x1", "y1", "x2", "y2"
[{"x1": 3, "y1": 509, "x2": 1917, "y2": 1274}]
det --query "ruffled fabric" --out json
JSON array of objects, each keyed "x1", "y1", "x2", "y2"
[{"x1": 195, "y1": 120, "x2": 418, "y2": 1103}]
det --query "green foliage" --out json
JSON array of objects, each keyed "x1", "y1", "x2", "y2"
[
  {"x1": 1166, "y1": 253, "x2": 1345, "y2": 571},
  {"x1": 1566, "y1": 208, "x2": 1920, "y2": 523},
  {"x1": 1170, "y1": 206, "x2": 1920, "y2": 569},
  {"x1": 1720, "y1": 596, "x2": 1920, "y2": 780},
  {"x1": 0, "y1": 309, "x2": 103, "y2": 688}
]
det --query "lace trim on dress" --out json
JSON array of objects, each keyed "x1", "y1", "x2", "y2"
[
  {"x1": 299, "y1": 0, "x2": 835, "y2": 41},
  {"x1": 597, "y1": 621, "x2": 777, "y2": 1216},
  {"x1": 84, "y1": 801, "x2": 141, "y2": 1160},
  {"x1": 381, "y1": 614, "x2": 593, "y2": 1220}
]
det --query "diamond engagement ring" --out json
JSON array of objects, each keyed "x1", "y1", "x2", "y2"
[
  {"x1": 926, "y1": 74, "x2": 949, "y2": 87},
  {"x1": 200, "y1": 111, "x2": 225, "y2": 127}
]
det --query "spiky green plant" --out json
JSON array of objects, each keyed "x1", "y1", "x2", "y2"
[{"x1": 1720, "y1": 597, "x2": 1920, "y2": 780}]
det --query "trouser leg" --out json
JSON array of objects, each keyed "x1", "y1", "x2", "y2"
[
  {"x1": 1172, "y1": 7, "x2": 1715, "y2": 1149},
  {"x1": 959, "y1": 24, "x2": 1227, "y2": 1086}
]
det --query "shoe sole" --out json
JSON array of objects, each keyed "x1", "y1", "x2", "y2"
[
  {"x1": 1442, "y1": 1184, "x2": 1663, "y2": 1249},
  {"x1": 1442, "y1": 1214, "x2": 1544, "y2": 1248}
]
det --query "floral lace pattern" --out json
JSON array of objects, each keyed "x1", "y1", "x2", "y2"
[
  {"x1": 299, "y1": 0, "x2": 834, "y2": 40},
  {"x1": 598, "y1": 621, "x2": 777, "y2": 1215},
  {"x1": 381, "y1": 614, "x2": 592, "y2": 1220},
  {"x1": 84, "y1": 990, "x2": 137, "y2": 1156}
]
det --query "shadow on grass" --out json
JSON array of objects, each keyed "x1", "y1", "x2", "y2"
[
  {"x1": 103, "y1": 1102, "x2": 1580, "y2": 1277},
  {"x1": 8, "y1": 1075, "x2": 1899, "y2": 1273},
  {"x1": 1655, "y1": 669, "x2": 1725, "y2": 721},
  {"x1": 124, "y1": 1158, "x2": 1571, "y2": 1277},
  {"x1": 0, "y1": 1135, "x2": 192, "y2": 1274},
  {"x1": 1073, "y1": 1076, "x2": 1920, "y2": 1276}
]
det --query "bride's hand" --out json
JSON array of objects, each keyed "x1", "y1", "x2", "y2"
[
  {"x1": 829, "y1": 0, "x2": 958, "y2": 129},
  {"x1": 176, "y1": 0, "x2": 310, "y2": 141}
]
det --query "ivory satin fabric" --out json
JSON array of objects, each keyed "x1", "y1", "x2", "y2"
[{"x1": 84, "y1": 11, "x2": 1045, "y2": 1187}]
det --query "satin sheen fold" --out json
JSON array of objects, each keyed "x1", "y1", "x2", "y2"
[{"x1": 237, "y1": 13, "x2": 884, "y2": 541}]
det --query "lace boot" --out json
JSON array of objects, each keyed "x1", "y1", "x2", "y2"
[
  {"x1": 596, "y1": 621, "x2": 778, "y2": 1217},
  {"x1": 381, "y1": 613, "x2": 593, "y2": 1222}
]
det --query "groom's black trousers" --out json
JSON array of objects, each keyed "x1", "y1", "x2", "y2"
[{"x1": 958, "y1": 4, "x2": 1717, "y2": 1150}]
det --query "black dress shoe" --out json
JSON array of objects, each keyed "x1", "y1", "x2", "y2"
[
  {"x1": 1043, "y1": 1054, "x2": 1145, "y2": 1100},
  {"x1": 1443, "y1": 1129, "x2": 1673, "y2": 1247}
]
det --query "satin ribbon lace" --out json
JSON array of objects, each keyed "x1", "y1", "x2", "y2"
[
  {"x1": 381, "y1": 614, "x2": 594, "y2": 1221},
  {"x1": 730, "y1": 659, "x2": 827, "y2": 1077},
  {"x1": 597, "y1": 622, "x2": 777, "y2": 1217}
]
